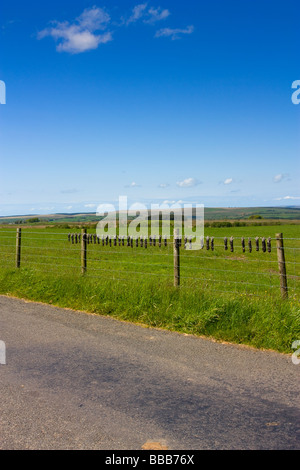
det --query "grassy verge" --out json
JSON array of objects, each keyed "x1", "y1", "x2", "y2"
[{"x1": 0, "y1": 267, "x2": 299, "y2": 354}]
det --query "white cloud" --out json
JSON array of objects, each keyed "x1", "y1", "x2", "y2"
[
  {"x1": 273, "y1": 173, "x2": 289, "y2": 183},
  {"x1": 274, "y1": 196, "x2": 300, "y2": 201},
  {"x1": 145, "y1": 7, "x2": 170, "y2": 24},
  {"x1": 155, "y1": 25, "x2": 194, "y2": 40},
  {"x1": 129, "y1": 202, "x2": 147, "y2": 211},
  {"x1": 38, "y1": 5, "x2": 194, "y2": 52},
  {"x1": 126, "y1": 3, "x2": 148, "y2": 24},
  {"x1": 158, "y1": 183, "x2": 170, "y2": 188},
  {"x1": 38, "y1": 7, "x2": 112, "y2": 54},
  {"x1": 176, "y1": 177, "x2": 200, "y2": 188},
  {"x1": 125, "y1": 4, "x2": 170, "y2": 25},
  {"x1": 224, "y1": 178, "x2": 233, "y2": 185},
  {"x1": 78, "y1": 7, "x2": 110, "y2": 30},
  {"x1": 84, "y1": 203, "x2": 97, "y2": 208},
  {"x1": 125, "y1": 181, "x2": 142, "y2": 188}
]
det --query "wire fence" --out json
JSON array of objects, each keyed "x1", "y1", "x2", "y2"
[{"x1": 0, "y1": 228, "x2": 299, "y2": 300}]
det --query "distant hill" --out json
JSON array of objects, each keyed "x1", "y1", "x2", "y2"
[{"x1": 0, "y1": 206, "x2": 300, "y2": 225}]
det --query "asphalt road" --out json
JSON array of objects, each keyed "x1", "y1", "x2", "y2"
[{"x1": 0, "y1": 295, "x2": 299, "y2": 450}]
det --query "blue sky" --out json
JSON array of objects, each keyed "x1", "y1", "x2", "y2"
[{"x1": 0, "y1": 0, "x2": 299, "y2": 216}]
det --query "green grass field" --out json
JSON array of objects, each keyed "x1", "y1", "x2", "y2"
[{"x1": 0, "y1": 224, "x2": 299, "y2": 353}]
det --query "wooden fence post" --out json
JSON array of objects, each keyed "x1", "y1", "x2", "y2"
[
  {"x1": 81, "y1": 229, "x2": 87, "y2": 275},
  {"x1": 16, "y1": 228, "x2": 21, "y2": 268},
  {"x1": 174, "y1": 229, "x2": 180, "y2": 287},
  {"x1": 276, "y1": 233, "x2": 288, "y2": 299}
]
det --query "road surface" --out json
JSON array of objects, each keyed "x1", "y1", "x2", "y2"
[{"x1": 0, "y1": 295, "x2": 299, "y2": 450}]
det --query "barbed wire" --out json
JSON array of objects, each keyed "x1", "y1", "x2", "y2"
[{"x1": 0, "y1": 231, "x2": 299, "y2": 299}]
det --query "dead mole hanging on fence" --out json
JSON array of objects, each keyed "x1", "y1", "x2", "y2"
[
  {"x1": 230, "y1": 236, "x2": 234, "y2": 252},
  {"x1": 144, "y1": 237, "x2": 148, "y2": 248},
  {"x1": 267, "y1": 237, "x2": 271, "y2": 253},
  {"x1": 224, "y1": 237, "x2": 228, "y2": 251},
  {"x1": 241, "y1": 237, "x2": 245, "y2": 253},
  {"x1": 211, "y1": 237, "x2": 214, "y2": 251},
  {"x1": 248, "y1": 238, "x2": 252, "y2": 252},
  {"x1": 262, "y1": 237, "x2": 266, "y2": 253},
  {"x1": 206, "y1": 236, "x2": 210, "y2": 250},
  {"x1": 255, "y1": 237, "x2": 259, "y2": 251}
]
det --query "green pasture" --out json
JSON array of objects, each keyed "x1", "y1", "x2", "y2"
[{"x1": 0, "y1": 224, "x2": 299, "y2": 353}]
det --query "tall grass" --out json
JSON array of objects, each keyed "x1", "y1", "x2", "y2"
[
  {"x1": 0, "y1": 266, "x2": 299, "y2": 353},
  {"x1": 0, "y1": 225, "x2": 299, "y2": 353}
]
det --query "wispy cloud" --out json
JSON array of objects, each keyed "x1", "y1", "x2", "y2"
[
  {"x1": 158, "y1": 183, "x2": 170, "y2": 188},
  {"x1": 38, "y1": 5, "x2": 194, "y2": 53},
  {"x1": 274, "y1": 196, "x2": 300, "y2": 201},
  {"x1": 38, "y1": 7, "x2": 112, "y2": 54},
  {"x1": 145, "y1": 7, "x2": 171, "y2": 24},
  {"x1": 273, "y1": 173, "x2": 290, "y2": 183},
  {"x1": 163, "y1": 199, "x2": 176, "y2": 204},
  {"x1": 125, "y1": 181, "x2": 142, "y2": 188},
  {"x1": 125, "y1": 4, "x2": 170, "y2": 25},
  {"x1": 176, "y1": 177, "x2": 200, "y2": 188},
  {"x1": 155, "y1": 25, "x2": 194, "y2": 40},
  {"x1": 125, "y1": 3, "x2": 148, "y2": 25}
]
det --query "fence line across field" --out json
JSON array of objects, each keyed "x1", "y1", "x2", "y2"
[{"x1": 0, "y1": 228, "x2": 299, "y2": 299}]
